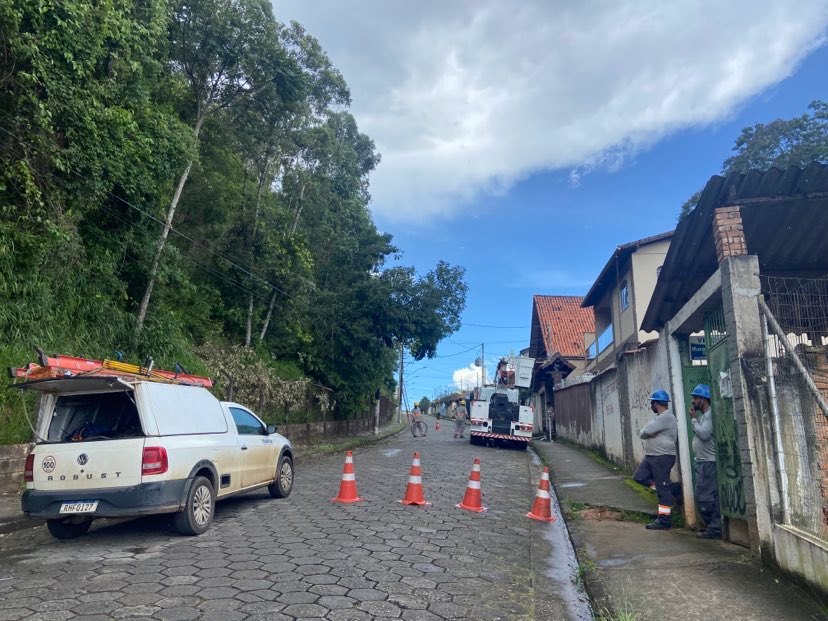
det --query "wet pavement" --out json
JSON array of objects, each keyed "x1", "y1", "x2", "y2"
[
  {"x1": 534, "y1": 439, "x2": 828, "y2": 621},
  {"x1": 0, "y1": 417, "x2": 590, "y2": 620}
]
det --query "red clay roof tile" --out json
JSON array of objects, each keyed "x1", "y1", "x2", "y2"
[{"x1": 532, "y1": 295, "x2": 595, "y2": 359}]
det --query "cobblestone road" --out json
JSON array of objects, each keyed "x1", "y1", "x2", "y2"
[{"x1": 0, "y1": 420, "x2": 590, "y2": 620}]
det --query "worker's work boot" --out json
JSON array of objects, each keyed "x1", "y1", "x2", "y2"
[{"x1": 645, "y1": 518, "x2": 671, "y2": 530}]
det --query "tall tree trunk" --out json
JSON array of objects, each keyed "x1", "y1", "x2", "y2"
[
  {"x1": 244, "y1": 293, "x2": 254, "y2": 348},
  {"x1": 289, "y1": 181, "x2": 307, "y2": 237},
  {"x1": 135, "y1": 114, "x2": 206, "y2": 334},
  {"x1": 259, "y1": 290, "x2": 277, "y2": 342}
]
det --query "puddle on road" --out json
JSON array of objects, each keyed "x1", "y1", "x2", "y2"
[
  {"x1": 382, "y1": 449, "x2": 401, "y2": 457},
  {"x1": 539, "y1": 488, "x2": 593, "y2": 620}
]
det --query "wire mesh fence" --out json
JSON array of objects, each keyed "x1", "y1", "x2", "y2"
[{"x1": 760, "y1": 275, "x2": 828, "y2": 539}]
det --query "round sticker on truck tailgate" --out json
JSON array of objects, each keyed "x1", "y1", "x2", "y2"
[{"x1": 42, "y1": 456, "x2": 56, "y2": 473}]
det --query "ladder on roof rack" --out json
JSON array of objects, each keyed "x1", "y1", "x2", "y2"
[{"x1": 7, "y1": 349, "x2": 213, "y2": 388}]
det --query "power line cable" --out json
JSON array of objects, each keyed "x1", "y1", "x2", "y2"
[
  {"x1": 0, "y1": 119, "x2": 296, "y2": 300},
  {"x1": 463, "y1": 322, "x2": 529, "y2": 329},
  {"x1": 0, "y1": 139, "x2": 280, "y2": 305}
]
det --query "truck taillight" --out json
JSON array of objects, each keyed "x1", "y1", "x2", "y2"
[
  {"x1": 142, "y1": 447, "x2": 168, "y2": 476},
  {"x1": 24, "y1": 454, "x2": 34, "y2": 482}
]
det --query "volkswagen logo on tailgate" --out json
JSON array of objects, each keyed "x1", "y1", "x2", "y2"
[{"x1": 77, "y1": 453, "x2": 89, "y2": 466}]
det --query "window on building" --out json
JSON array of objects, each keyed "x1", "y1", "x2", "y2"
[{"x1": 619, "y1": 281, "x2": 630, "y2": 311}]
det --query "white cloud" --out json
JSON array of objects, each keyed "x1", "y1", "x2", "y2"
[
  {"x1": 452, "y1": 364, "x2": 483, "y2": 391},
  {"x1": 277, "y1": 1, "x2": 828, "y2": 222}
]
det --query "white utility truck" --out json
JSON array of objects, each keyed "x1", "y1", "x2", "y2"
[
  {"x1": 468, "y1": 355, "x2": 535, "y2": 449},
  {"x1": 13, "y1": 355, "x2": 293, "y2": 539}
]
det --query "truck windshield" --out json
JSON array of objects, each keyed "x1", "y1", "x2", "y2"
[{"x1": 46, "y1": 391, "x2": 143, "y2": 443}]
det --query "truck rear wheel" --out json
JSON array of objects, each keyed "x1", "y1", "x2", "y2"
[
  {"x1": 46, "y1": 517, "x2": 93, "y2": 539},
  {"x1": 174, "y1": 476, "x2": 215, "y2": 536}
]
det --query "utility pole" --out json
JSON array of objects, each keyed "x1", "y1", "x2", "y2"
[
  {"x1": 481, "y1": 342, "x2": 485, "y2": 388},
  {"x1": 396, "y1": 343, "x2": 404, "y2": 424}
]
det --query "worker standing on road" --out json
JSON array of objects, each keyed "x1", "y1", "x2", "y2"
[
  {"x1": 453, "y1": 399, "x2": 467, "y2": 439},
  {"x1": 690, "y1": 384, "x2": 721, "y2": 539},
  {"x1": 634, "y1": 389, "x2": 678, "y2": 530}
]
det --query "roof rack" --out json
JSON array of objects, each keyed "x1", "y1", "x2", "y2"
[{"x1": 8, "y1": 349, "x2": 213, "y2": 388}]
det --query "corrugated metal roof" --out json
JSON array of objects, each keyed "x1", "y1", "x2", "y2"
[
  {"x1": 582, "y1": 230, "x2": 674, "y2": 308},
  {"x1": 529, "y1": 295, "x2": 595, "y2": 359},
  {"x1": 641, "y1": 162, "x2": 828, "y2": 332}
]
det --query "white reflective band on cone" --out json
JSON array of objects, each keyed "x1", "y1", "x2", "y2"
[
  {"x1": 472, "y1": 464, "x2": 480, "y2": 472},
  {"x1": 345, "y1": 456, "x2": 353, "y2": 463},
  {"x1": 341, "y1": 473, "x2": 355, "y2": 481},
  {"x1": 413, "y1": 459, "x2": 420, "y2": 466},
  {"x1": 535, "y1": 489, "x2": 551, "y2": 499},
  {"x1": 408, "y1": 476, "x2": 422, "y2": 484},
  {"x1": 541, "y1": 472, "x2": 550, "y2": 481},
  {"x1": 467, "y1": 480, "x2": 481, "y2": 490}
]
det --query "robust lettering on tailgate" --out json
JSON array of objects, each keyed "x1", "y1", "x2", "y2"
[{"x1": 47, "y1": 472, "x2": 121, "y2": 481}]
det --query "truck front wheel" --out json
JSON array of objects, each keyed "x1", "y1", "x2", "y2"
[
  {"x1": 268, "y1": 455, "x2": 294, "y2": 499},
  {"x1": 174, "y1": 476, "x2": 215, "y2": 536}
]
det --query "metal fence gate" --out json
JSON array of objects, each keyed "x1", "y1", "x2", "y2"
[{"x1": 759, "y1": 275, "x2": 828, "y2": 541}]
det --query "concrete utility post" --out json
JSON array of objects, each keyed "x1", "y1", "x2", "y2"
[{"x1": 396, "y1": 343, "x2": 404, "y2": 424}]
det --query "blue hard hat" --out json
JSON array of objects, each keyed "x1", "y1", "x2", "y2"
[
  {"x1": 691, "y1": 384, "x2": 711, "y2": 399},
  {"x1": 650, "y1": 389, "x2": 670, "y2": 403}
]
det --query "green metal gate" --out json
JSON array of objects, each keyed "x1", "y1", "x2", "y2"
[{"x1": 704, "y1": 306, "x2": 747, "y2": 519}]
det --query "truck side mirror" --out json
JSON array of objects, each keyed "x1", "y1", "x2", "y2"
[{"x1": 266, "y1": 425, "x2": 277, "y2": 435}]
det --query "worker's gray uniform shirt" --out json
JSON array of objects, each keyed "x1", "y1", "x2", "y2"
[
  {"x1": 639, "y1": 411, "x2": 678, "y2": 456},
  {"x1": 692, "y1": 409, "x2": 716, "y2": 461}
]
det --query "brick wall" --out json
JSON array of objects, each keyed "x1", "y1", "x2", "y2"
[
  {"x1": 713, "y1": 206, "x2": 748, "y2": 262},
  {"x1": 809, "y1": 353, "x2": 828, "y2": 534},
  {"x1": 0, "y1": 444, "x2": 32, "y2": 493}
]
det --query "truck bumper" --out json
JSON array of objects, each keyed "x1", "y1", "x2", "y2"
[
  {"x1": 469, "y1": 431, "x2": 531, "y2": 442},
  {"x1": 22, "y1": 480, "x2": 188, "y2": 519}
]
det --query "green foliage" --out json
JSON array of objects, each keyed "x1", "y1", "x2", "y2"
[
  {"x1": 418, "y1": 396, "x2": 431, "y2": 411},
  {"x1": 0, "y1": 1, "x2": 468, "y2": 442},
  {"x1": 679, "y1": 100, "x2": 828, "y2": 219}
]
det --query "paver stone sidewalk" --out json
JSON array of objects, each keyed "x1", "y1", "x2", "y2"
[{"x1": 533, "y1": 439, "x2": 827, "y2": 621}]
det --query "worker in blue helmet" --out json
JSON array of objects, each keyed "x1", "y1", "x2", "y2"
[
  {"x1": 690, "y1": 384, "x2": 721, "y2": 539},
  {"x1": 633, "y1": 389, "x2": 679, "y2": 530}
]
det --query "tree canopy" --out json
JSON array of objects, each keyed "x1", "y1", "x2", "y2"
[
  {"x1": 0, "y1": 0, "x2": 467, "y2": 440},
  {"x1": 679, "y1": 100, "x2": 828, "y2": 219}
]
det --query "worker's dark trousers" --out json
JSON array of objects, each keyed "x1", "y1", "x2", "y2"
[
  {"x1": 695, "y1": 460, "x2": 722, "y2": 535},
  {"x1": 634, "y1": 454, "x2": 676, "y2": 525}
]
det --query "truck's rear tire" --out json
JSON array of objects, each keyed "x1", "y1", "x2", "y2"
[
  {"x1": 174, "y1": 476, "x2": 215, "y2": 536},
  {"x1": 46, "y1": 517, "x2": 93, "y2": 539},
  {"x1": 470, "y1": 434, "x2": 484, "y2": 446},
  {"x1": 268, "y1": 455, "x2": 294, "y2": 498}
]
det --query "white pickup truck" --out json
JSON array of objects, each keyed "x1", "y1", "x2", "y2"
[{"x1": 19, "y1": 375, "x2": 293, "y2": 539}]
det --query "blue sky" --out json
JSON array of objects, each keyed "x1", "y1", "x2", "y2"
[{"x1": 277, "y1": 1, "x2": 828, "y2": 405}]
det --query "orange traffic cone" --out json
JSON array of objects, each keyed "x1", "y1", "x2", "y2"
[
  {"x1": 526, "y1": 467, "x2": 556, "y2": 522},
  {"x1": 400, "y1": 452, "x2": 431, "y2": 506},
  {"x1": 456, "y1": 458, "x2": 487, "y2": 513},
  {"x1": 332, "y1": 451, "x2": 363, "y2": 503},
  {"x1": 435, "y1": 420, "x2": 441, "y2": 431}
]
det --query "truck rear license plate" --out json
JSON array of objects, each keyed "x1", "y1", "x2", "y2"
[{"x1": 59, "y1": 501, "x2": 98, "y2": 514}]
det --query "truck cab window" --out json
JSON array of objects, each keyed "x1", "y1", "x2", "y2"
[{"x1": 230, "y1": 407, "x2": 266, "y2": 435}]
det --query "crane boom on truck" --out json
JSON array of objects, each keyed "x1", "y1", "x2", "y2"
[{"x1": 468, "y1": 355, "x2": 535, "y2": 449}]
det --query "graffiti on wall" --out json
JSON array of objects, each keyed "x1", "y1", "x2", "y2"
[{"x1": 708, "y1": 342, "x2": 747, "y2": 518}]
